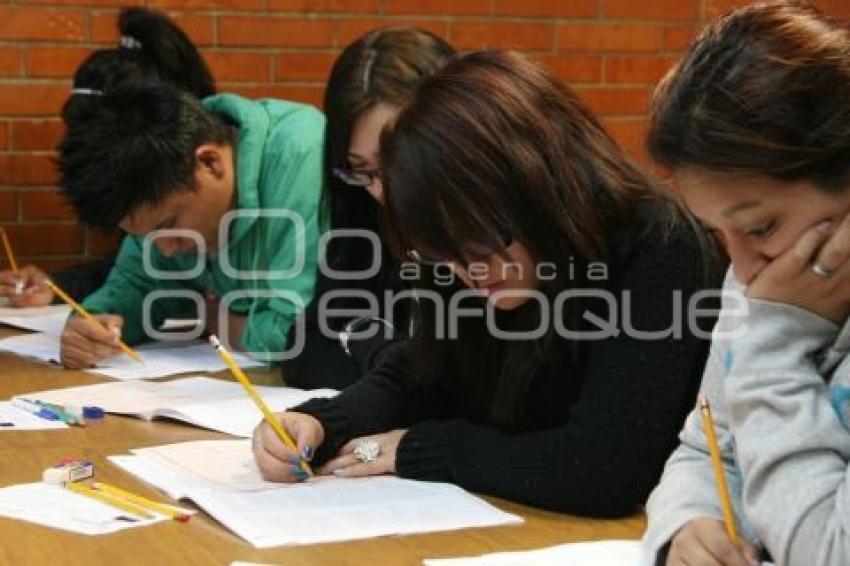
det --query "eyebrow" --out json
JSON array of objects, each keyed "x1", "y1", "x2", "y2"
[{"x1": 722, "y1": 200, "x2": 760, "y2": 218}]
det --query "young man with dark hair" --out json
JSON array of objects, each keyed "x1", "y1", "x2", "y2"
[{"x1": 57, "y1": 81, "x2": 324, "y2": 368}]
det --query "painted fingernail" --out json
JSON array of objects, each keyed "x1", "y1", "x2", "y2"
[
  {"x1": 302, "y1": 445, "x2": 313, "y2": 460},
  {"x1": 332, "y1": 468, "x2": 346, "y2": 478},
  {"x1": 293, "y1": 469, "x2": 309, "y2": 482},
  {"x1": 287, "y1": 455, "x2": 301, "y2": 466}
]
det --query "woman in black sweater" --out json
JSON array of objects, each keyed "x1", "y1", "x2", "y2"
[{"x1": 253, "y1": 50, "x2": 721, "y2": 517}]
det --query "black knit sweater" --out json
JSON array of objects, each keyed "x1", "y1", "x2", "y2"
[{"x1": 295, "y1": 214, "x2": 720, "y2": 517}]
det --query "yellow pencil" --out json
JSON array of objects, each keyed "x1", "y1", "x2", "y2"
[
  {"x1": 93, "y1": 482, "x2": 192, "y2": 522},
  {"x1": 699, "y1": 396, "x2": 739, "y2": 545},
  {"x1": 44, "y1": 279, "x2": 143, "y2": 365},
  {"x1": 210, "y1": 334, "x2": 312, "y2": 476},
  {"x1": 0, "y1": 227, "x2": 19, "y2": 276},
  {"x1": 66, "y1": 481, "x2": 154, "y2": 519}
]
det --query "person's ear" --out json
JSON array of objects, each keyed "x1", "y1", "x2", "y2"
[{"x1": 195, "y1": 144, "x2": 226, "y2": 180}]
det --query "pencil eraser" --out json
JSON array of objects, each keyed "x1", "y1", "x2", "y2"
[
  {"x1": 43, "y1": 468, "x2": 69, "y2": 485},
  {"x1": 42, "y1": 460, "x2": 94, "y2": 484}
]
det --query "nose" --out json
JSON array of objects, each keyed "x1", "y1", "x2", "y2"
[
  {"x1": 155, "y1": 238, "x2": 180, "y2": 258},
  {"x1": 726, "y1": 237, "x2": 769, "y2": 286}
]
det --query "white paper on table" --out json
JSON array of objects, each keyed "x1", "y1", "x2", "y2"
[
  {"x1": 0, "y1": 334, "x2": 264, "y2": 380},
  {"x1": 0, "y1": 332, "x2": 61, "y2": 363},
  {"x1": 0, "y1": 482, "x2": 167, "y2": 535},
  {"x1": 424, "y1": 540, "x2": 646, "y2": 566},
  {"x1": 0, "y1": 305, "x2": 71, "y2": 335},
  {"x1": 22, "y1": 376, "x2": 337, "y2": 438},
  {"x1": 0, "y1": 401, "x2": 68, "y2": 430},
  {"x1": 110, "y1": 439, "x2": 523, "y2": 548},
  {"x1": 159, "y1": 318, "x2": 203, "y2": 331}
]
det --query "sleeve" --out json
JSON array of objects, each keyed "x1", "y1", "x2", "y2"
[
  {"x1": 392, "y1": 232, "x2": 716, "y2": 518},
  {"x1": 81, "y1": 237, "x2": 194, "y2": 344},
  {"x1": 51, "y1": 255, "x2": 116, "y2": 302},
  {"x1": 294, "y1": 340, "x2": 450, "y2": 464},
  {"x1": 723, "y1": 298, "x2": 850, "y2": 566},
  {"x1": 238, "y1": 134, "x2": 323, "y2": 358},
  {"x1": 306, "y1": 225, "x2": 718, "y2": 517}
]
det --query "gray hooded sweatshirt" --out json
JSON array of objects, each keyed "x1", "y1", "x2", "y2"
[{"x1": 643, "y1": 270, "x2": 850, "y2": 566}]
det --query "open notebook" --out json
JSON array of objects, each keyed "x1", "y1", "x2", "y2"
[
  {"x1": 109, "y1": 439, "x2": 523, "y2": 548},
  {"x1": 19, "y1": 376, "x2": 337, "y2": 438},
  {"x1": 424, "y1": 540, "x2": 646, "y2": 566},
  {"x1": 0, "y1": 305, "x2": 71, "y2": 335}
]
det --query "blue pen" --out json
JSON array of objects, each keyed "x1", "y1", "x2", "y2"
[{"x1": 12, "y1": 398, "x2": 60, "y2": 421}]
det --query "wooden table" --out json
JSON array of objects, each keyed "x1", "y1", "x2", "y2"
[{"x1": 0, "y1": 329, "x2": 646, "y2": 565}]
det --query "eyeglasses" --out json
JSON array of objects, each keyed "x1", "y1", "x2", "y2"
[{"x1": 331, "y1": 167, "x2": 382, "y2": 188}]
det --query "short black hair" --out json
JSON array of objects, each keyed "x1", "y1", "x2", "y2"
[{"x1": 58, "y1": 80, "x2": 232, "y2": 229}]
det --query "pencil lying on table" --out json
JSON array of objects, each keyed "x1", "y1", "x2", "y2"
[
  {"x1": 66, "y1": 481, "x2": 153, "y2": 519},
  {"x1": 44, "y1": 279, "x2": 143, "y2": 365},
  {"x1": 699, "y1": 395, "x2": 739, "y2": 545},
  {"x1": 93, "y1": 482, "x2": 192, "y2": 522},
  {"x1": 210, "y1": 334, "x2": 312, "y2": 476}
]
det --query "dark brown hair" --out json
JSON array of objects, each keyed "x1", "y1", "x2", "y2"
[
  {"x1": 381, "y1": 50, "x2": 694, "y2": 428},
  {"x1": 322, "y1": 27, "x2": 455, "y2": 271},
  {"x1": 648, "y1": 1, "x2": 850, "y2": 190}
]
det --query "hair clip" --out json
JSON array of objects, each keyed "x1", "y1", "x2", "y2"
[
  {"x1": 70, "y1": 88, "x2": 104, "y2": 96},
  {"x1": 119, "y1": 35, "x2": 143, "y2": 50}
]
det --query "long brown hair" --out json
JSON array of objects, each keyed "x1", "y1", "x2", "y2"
[
  {"x1": 322, "y1": 27, "x2": 455, "y2": 271},
  {"x1": 648, "y1": 1, "x2": 850, "y2": 190},
  {"x1": 381, "y1": 50, "x2": 698, "y2": 428}
]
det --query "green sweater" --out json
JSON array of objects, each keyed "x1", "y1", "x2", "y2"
[{"x1": 82, "y1": 94, "x2": 325, "y2": 360}]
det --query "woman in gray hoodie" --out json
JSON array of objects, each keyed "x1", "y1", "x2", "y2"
[{"x1": 642, "y1": 2, "x2": 850, "y2": 566}]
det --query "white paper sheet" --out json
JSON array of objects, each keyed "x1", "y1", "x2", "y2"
[
  {"x1": 0, "y1": 402, "x2": 68, "y2": 430},
  {"x1": 0, "y1": 334, "x2": 264, "y2": 380},
  {"x1": 0, "y1": 305, "x2": 71, "y2": 335},
  {"x1": 0, "y1": 482, "x2": 167, "y2": 535},
  {"x1": 110, "y1": 439, "x2": 523, "y2": 548},
  {"x1": 22, "y1": 377, "x2": 337, "y2": 437},
  {"x1": 424, "y1": 540, "x2": 645, "y2": 566}
]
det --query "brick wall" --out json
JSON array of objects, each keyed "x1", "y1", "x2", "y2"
[{"x1": 0, "y1": 0, "x2": 847, "y2": 271}]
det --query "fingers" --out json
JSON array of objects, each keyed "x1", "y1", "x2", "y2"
[
  {"x1": 788, "y1": 221, "x2": 833, "y2": 272},
  {"x1": 329, "y1": 459, "x2": 385, "y2": 478},
  {"x1": 668, "y1": 519, "x2": 756, "y2": 566},
  {"x1": 251, "y1": 413, "x2": 322, "y2": 483},
  {"x1": 59, "y1": 315, "x2": 123, "y2": 369},
  {"x1": 816, "y1": 214, "x2": 850, "y2": 273},
  {"x1": 319, "y1": 453, "x2": 359, "y2": 475}
]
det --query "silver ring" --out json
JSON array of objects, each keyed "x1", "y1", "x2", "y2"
[
  {"x1": 353, "y1": 440, "x2": 381, "y2": 463},
  {"x1": 812, "y1": 262, "x2": 835, "y2": 278}
]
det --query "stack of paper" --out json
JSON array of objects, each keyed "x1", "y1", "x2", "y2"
[
  {"x1": 110, "y1": 439, "x2": 523, "y2": 548},
  {"x1": 0, "y1": 335, "x2": 264, "y2": 380},
  {"x1": 0, "y1": 305, "x2": 71, "y2": 335},
  {"x1": 423, "y1": 540, "x2": 645, "y2": 565},
  {"x1": 0, "y1": 482, "x2": 167, "y2": 535},
  {"x1": 20, "y1": 376, "x2": 337, "y2": 437}
]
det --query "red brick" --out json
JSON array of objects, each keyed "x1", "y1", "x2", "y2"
[
  {"x1": 90, "y1": 11, "x2": 214, "y2": 46},
  {"x1": 0, "y1": 84, "x2": 68, "y2": 116},
  {"x1": 225, "y1": 83, "x2": 325, "y2": 109},
  {"x1": 11, "y1": 121, "x2": 65, "y2": 151},
  {"x1": 220, "y1": 17, "x2": 334, "y2": 48},
  {"x1": 0, "y1": 8, "x2": 85, "y2": 42},
  {"x1": 385, "y1": 0, "x2": 491, "y2": 16},
  {"x1": 274, "y1": 51, "x2": 338, "y2": 82},
  {"x1": 335, "y1": 18, "x2": 447, "y2": 47},
  {"x1": 25, "y1": 47, "x2": 92, "y2": 78},
  {"x1": 605, "y1": 55, "x2": 677, "y2": 84},
  {"x1": 269, "y1": 0, "x2": 380, "y2": 11},
  {"x1": 575, "y1": 86, "x2": 650, "y2": 116},
  {"x1": 602, "y1": 117, "x2": 651, "y2": 163},
  {"x1": 205, "y1": 52, "x2": 271, "y2": 83},
  {"x1": 20, "y1": 190, "x2": 74, "y2": 221},
  {"x1": 0, "y1": 192, "x2": 15, "y2": 221},
  {"x1": 0, "y1": 122, "x2": 7, "y2": 150},
  {"x1": 602, "y1": 0, "x2": 700, "y2": 21},
  {"x1": 559, "y1": 24, "x2": 663, "y2": 53},
  {"x1": 536, "y1": 55, "x2": 602, "y2": 84},
  {"x1": 148, "y1": 0, "x2": 265, "y2": 10},
  {"x1": 493, "y1": 0, "x2": 597, "y2": 18},
  {"x1": 20, "y1": 0, "x2": 142, "y2": 6},
  {"x1": 451, "y1": 21, "x2": 555, "y2": 51},
  {"x1": 0, "y1": 47, "x2": 21, "y2": 77},
  {"x1": 0, "y1": 154, "x2": 57, "y2": 186},
  {"x1": 32, "y1": 258, "x2": 87, "y2": 272},
  {"x1": 662, "y1": 26, "x2": 697, "y2": 51},
  {"x1": 2, "y1": 224, "x2": 84, "y2": 256},
  {"x1": 87, "y1": 228, "x2": 122, "y2": 256}
]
